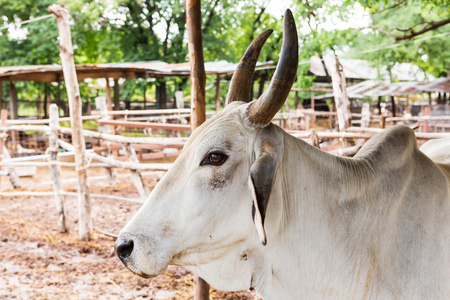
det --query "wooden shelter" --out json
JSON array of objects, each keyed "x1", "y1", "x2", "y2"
[{"x1": 0, "y1": 60, "x2": 273, "y2": 118}]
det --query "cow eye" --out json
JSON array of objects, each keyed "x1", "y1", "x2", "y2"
[{"x1": 200, "y1": 152, "x2": 228, "y2": 166}]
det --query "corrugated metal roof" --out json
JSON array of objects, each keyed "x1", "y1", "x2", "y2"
[
  {"x1": 418, "y1": 77, "x2": 450, "y2": 93},
  {"x1": 0, "y1": 60, "x2": 272, "y2": 82},
  {"x1": 314, "y1": 77, "x2": 449, "y2": 99},
  {"x1": 309, "y1": 56, "x2": 432, "y2": 82}
]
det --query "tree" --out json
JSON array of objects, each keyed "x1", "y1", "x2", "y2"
[{"x1": 353, "y1": 0, "x2": 450, "y2": 77}]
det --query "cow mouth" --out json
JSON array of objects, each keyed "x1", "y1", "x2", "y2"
[
  {"x1": 124, "y1": 263, "x2": 164, "y2": 279},
  {"x1": 135, "y1": 271, "x2": 156, "y2": 279}
]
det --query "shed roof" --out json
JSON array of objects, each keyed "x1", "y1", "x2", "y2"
[
  {"x1": 0, "y1": 60, "x2": 273, "y2": 82},
  {"x1": 418, "y1": 77, "x2": 450, "y2": 93},
  {"x1": 314, "y1": 77, "x2": 449, "y2": 100},
  {"x1": 309, "y1": 56, "x2": 431, "y2": 82}
]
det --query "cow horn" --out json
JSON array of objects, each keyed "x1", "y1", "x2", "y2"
[
  {"x1": 247, "y1": 9, "x2": 298, "y2": 125},
  {"x1": 225, "y1": 29, "x2": 273, "y2": 105}
]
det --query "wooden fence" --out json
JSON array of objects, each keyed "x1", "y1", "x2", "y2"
[{"x1": 1, "y1": 102, "x2": 449, "y2": 237}]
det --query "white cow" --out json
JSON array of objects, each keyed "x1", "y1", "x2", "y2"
[
  {"x1": 420, "y1": 137, "x2": 450, "y2": 165},
  {"x1": 115, "y1": 10, "x2": 450, "y2": 299}
]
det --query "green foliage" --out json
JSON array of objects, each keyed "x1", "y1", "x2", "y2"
[
  {"x1": 344, "y1": 0, "x2": 450, "y2": 76},
  {"x1": 0, "y1": 0, "x2": 60, "y2": 65},
  {"x1": 0, "y1": 0, "x2": 448, "y2": 113}
]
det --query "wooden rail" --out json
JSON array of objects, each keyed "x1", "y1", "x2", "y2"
[{"x1": 98, "y1": 119, "x2": 192, "y2": 131}]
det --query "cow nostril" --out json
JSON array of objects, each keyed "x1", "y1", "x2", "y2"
[{"x1": 116, "y1": 239, "x2": 134, "y2": 261}]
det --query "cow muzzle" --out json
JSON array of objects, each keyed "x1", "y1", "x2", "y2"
[{"x1": 114, "y1": 232, "x2": 172, "y2": 278}]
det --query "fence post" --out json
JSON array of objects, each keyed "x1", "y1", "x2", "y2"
[
  {"x1": 124, "y1": 144, "x2": 150, "y2": 200},
  {"x1": 49, "y1": 104, "x2": 69, "y2": 233},
  {"x1": 215, "y1": 74, "x2": 221, "y2": 112},
  {"x1": 0, "y1": 109, "x2": 6, "y2": 188},
  {"x1": 1, "y1": 109, "x2": 21, "y2": 189},
  {"x1": 96, "y1": 97, "x2": 117, "y2": 184},
  {"x1": 310, "y1": 129, "x2": 320, "y2": 149},
  {"x1": 326, "y1": 57, "x2": 352, "y2": 132},
  {"x1": 423, "y1": 106, "x2": 430, "y2": 133},
  {"x1": 175, "y1": 91, "x2": 184, "y2": 109},
  {"x1": 49, "y1": 4, "x2": 92, "y2": 241},
  {"x1": 358, "y1": 102, "x2": 371, "y2": 146},
  {"x1": 2, "y1": 145, "x2": 21, "y2": 189}
]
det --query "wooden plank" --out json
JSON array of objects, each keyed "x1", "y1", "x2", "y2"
[
  {"x1": 291, "y1": 128, "x2": 450, "y2": 140},
  {"x1": 98, "y1": 142, "x2": 183, "y2": 151},
  {"x1": 103, "y1": 108, "x2": 192, "y2": 116},
  {"x1": 49, "y1": 4, "x2": 92, "y2": 241},
  {"x1": 289, "y1": 131, "x2": 375, "y2": 139},
  {"x1": 5, "y1": 115, "x2": 99, "y2": 125},
  {"x1": 98, "y1": 119, "x2": 191, "y2": 131},
  {"x1": 57, "y1": 127, "x2": 188, "y2": 145}
]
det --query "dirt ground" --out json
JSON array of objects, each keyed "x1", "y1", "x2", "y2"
[{"x1": 0, "y1": 159, "x2": 261, "y2": 300}]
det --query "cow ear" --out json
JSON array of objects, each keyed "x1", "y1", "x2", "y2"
[{"x1": 248, "y1": 144, "x2": 277, "y2": 246}]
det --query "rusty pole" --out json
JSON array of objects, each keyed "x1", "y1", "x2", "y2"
[
  {"x1": 186, "y1": 0, "x2": 209, "y2": 299},
  {"x1": 186, "y1": 0, "x2": 206, "y2": 129}
]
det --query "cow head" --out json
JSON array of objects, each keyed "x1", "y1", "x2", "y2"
[{"x1": 115, "y1": 9, "x2": 298, "y2": 291}]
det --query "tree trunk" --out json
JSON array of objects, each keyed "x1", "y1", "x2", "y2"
[{"x1": 49, "y1": 4, "x2": 92, "y2": 241}]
